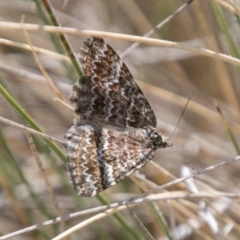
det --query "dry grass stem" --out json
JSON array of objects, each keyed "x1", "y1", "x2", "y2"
[
  {"x1": 0, "y1": 116, "x2": 65, "y2": 146},
  {"x1": 0, "y1": 37, "x2": 70, "y2": 62},
  {"x1": 1, "y1": 1, "x2": 240, "y2": 239},
  {"x1": 0, "y1": 22, "x2": 239, "y2": 66}
]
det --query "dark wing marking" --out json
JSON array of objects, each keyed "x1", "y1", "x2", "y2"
[
  {"x1": 65, "y1": 124, "x2": 155, "y2": 196},
  {"x1": 70, "y1": 37, "x2": 157, "y2": 128}
]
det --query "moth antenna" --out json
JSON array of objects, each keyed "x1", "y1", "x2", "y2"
[
  {"x1": 172, "y1": 144, "x2": 195, "y2": 173},
  {"x1": 168, "y1": 82, "x2": 196, "y2": 173},
  {"x1": 168, "y1": 82, "x2": 196, "y2": 139}
]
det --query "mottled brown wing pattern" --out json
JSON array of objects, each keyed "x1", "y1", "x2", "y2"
[
  {"x1": 69, "y1": 37, "x2": 157, "y2": 128},
  {"x1": 65, "y1": 124, "x2": 155, "y2": 196},
  {"x1": 65, "y1": 37, "x2": 172, "y2": 196}
]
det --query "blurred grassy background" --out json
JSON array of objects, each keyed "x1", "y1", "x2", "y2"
[{"x1": 0, "y1": 0, "x2": 240, "y2": 239}]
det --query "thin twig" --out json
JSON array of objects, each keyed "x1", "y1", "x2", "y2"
[
  {"x1": 0, "y1": 116, "x2": 65, "y2": 147},
  {"x1": 126, "y1": 156, "x2": 240, "y2": 204},
  {"x1": 120, "y1": 0, "x2": 194, "y2": 59},
  {"x1": 25, "y1": 132, "x2": 66, "y2": 232},
  {"x1": 1, "y1": 156, "x2": 240, "y2": 240}
]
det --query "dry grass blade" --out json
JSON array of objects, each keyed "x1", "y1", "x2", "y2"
[
  {"x1": 0, "y1": 22, "x2": 240, "y2": 66},
  {"x1": 22, "y1": 17, "x2": 67, "y2": 103},
  {"x1": 25, "y1": 132, "x2": 66, "y2": 232},
  {"x1": 212, "y1": 0, "x2": 240, "y2": 14},
  {"x1": 0, "y1": 116, "x2": 65, "y2": 146},
  {"x1": 126, "y1": 203, "x2": 155, "y2": 240},
  {"x1": 0, "y1": 38, "x2": 70, "y2": 62},
  {"x1": 1, "y1": 1, "x2": 240, "y2": 239},
  {"x1": 214, "y1": 100, "x2": 240, "y2": 154}
]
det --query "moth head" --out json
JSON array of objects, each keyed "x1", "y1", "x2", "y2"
[{"x1": 145, "y1": 127, "x2": 172, "y2": 150}]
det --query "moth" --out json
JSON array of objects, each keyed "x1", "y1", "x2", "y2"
[{"x1": 65, "y1": 37, "x2": 172, "y2": 196}]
